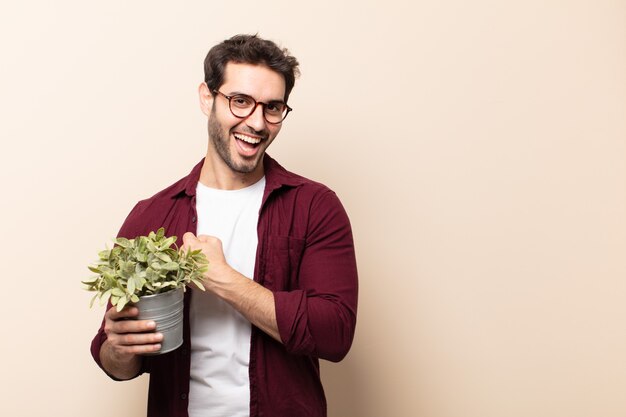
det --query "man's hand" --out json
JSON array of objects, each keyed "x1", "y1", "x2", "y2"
[
  {"x1": 100, "y1": 306, "x2": 162, "y2": 379},
  {"x1": 182, "y1": 232, "x2": 231, "y2": 292},
  {"x1": 181, "y1": 232, "x2": 282, "y2": 343}
]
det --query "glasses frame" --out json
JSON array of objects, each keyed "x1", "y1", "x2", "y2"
[{"x1": 213, "y1": 90, "x2": 293, "y2": 124}]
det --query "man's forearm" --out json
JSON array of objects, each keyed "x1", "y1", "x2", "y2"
[{"x1": 212, "y1": 266, "x2": 282, "y2": 343}]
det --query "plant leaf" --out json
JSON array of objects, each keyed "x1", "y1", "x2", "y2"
[
  {"x1": 111, "y1": 287, "x2": 125, "y2": 297},
  {"x1": 116, "y1": 296, "x2": 128, "y2": 312},
  {"x1": 155, "y1": 252, "x2": 172, "y2": 263},
  {"x1": 89, "y1": 293, "x2": 98, "y2": 308},
  {"x1": 191, "y1": 278, "x2": 205, "y2": 291},
  {"x1": 100, "y1": 289, "x2": 112, "y2": 306},
  {"x1": 82, "y1": 275, "x2": 99, "y2": 284},
  {"x1": 115, "y1": 237, "x2": 131, "y2": 248},
  {"x1": 161, "y1": 262, "x2": 179, "y2": 271},
  {"x1": 127, "y1": 277, "x2": 136, "y2": 295},
  {"x1": 161, "y1": 236, "x2": 175, "y2": 249},
  {"x1": 87, "y1": 266, "x2": 102, "y2": 274}
]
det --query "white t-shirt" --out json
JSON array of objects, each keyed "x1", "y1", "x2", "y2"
[{"x1": 188, "y1": 177, "x2": 265, "y2": 417}]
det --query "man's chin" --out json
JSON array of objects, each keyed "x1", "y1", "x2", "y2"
[{"x1": 228, "y1": 154, "x2": 263, "y2": 175}]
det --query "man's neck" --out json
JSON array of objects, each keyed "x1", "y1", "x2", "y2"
[{"x1": 199, "y1": 151, "x2": 264, "y2": 190}]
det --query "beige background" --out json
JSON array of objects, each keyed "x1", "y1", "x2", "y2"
[{"x1": 1, "y1": 1, "x2": 625, "y2": 416}]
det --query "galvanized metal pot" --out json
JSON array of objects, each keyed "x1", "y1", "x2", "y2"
[{"x1": 134, "y1": 287, "x2": 184, "y2": 355}]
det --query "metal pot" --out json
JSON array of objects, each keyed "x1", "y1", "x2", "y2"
[{"x1": 134, "y1": 287, "x2": 184, "y2": 355}]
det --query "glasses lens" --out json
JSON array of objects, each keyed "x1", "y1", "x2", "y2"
[
  {"x1": 264, "y1": 102, "x2": 287, "y2": 123},
  {"x1": 229, "y1": 95, "x2": 255, "y2": 117}
]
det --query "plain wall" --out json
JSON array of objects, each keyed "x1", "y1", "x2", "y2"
[{"x1": 1, "y1": 1, "x2": 624, "y2": 416}]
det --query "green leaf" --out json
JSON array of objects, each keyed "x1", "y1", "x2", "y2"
[
  {"x1": 99, "y1": 265, "x2": 114, "y2": 275},
  {"x1": 161, "y1": 262, "x2": 179, "y2": 271},
  {"x1": 155, "y1": 252, "x2": 172, "y2": 263},
  {"x1": 132, "y1": 276, "x2": 144, "y2": 293},
  {"x1": 127, "y1": 277, "x2": 136, "y2": 294},
  {"x1": 89, "y1": 293, "x2": 98, "y2": 308},
  {"x1": 116, "y1": 296, "x2": 128, "y2": 312},
  {"x1": 161, "y1": 237, "x2": 175, "y2": 249},
  {"x1": 87, "y1": 266, "x2": 101, "y2": 274},
  {"x1": 100, "y1": 290, "x2": 112, "y2": 306},
  {"x1": 115, "y1": 237, "x2": 131, "y2": 248},
  {"x1": 137, "y1": 236, "x2": 148, "y2": 251},
  {"x1": 111, "y1": 287, "x2": 125, "y2": 297},
  {"x1": 118, "y1": 260, "x2": 133, "y2": 279},
  {"x1": 191, "y1": 278, "x2": 205, "y2": 291},
  {"x1": 82, "y1": 275, "x2": 99, "y2": 284}
]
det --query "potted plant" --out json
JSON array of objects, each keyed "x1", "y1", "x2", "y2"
[{"x1": 83, "y1": 228, "x2": 208, "y2": 354}]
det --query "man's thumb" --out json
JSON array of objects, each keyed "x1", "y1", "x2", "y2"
[{"x1": 182, "y1": 232, "x2": 198, "y2": 245}]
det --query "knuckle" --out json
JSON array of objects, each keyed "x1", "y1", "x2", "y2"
[{"x1": 107, "y1": 334, "x2": 121, "y2": 347}]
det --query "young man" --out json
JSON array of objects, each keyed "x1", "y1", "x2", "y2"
[{"x1": 91, "y1": 34, "x2": 358, "y2": 417}]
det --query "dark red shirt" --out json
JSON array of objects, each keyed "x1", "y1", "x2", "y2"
[{"x1": 91, "y1": 155, "x2": 359, "y2": 417}]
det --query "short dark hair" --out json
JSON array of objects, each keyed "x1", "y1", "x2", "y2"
[{"x1": 204, "y1": 34, "x2": 300, "y2": 102}]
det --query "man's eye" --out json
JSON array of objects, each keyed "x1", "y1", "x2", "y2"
[
  {"x1": 266, "y1": 102, "x2": 284, "y2": 113},
  {"x1": 232, "y1": 96, "x2": 253, "y2": 108}
]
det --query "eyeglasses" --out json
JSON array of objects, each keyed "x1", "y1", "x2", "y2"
[{"x1": 213, "y1": 90, "x2": 292, "y2": 124}]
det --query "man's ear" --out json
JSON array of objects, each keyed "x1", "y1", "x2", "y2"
[{"x1": 198, "y1": 82, "x2": 214, "y2": 116}]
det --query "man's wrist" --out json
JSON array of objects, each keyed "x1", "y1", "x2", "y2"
[{"x1": 206, "y1": 265, "x2": 247, "y2": 300}]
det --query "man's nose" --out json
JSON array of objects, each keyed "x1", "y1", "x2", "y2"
[{"x1": 245, "y1": 103, "x2": 267, "y2": 131}]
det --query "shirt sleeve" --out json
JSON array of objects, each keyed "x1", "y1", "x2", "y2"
[{"x1": 274, "y1": 190, "x2": 359, "y2": 362}]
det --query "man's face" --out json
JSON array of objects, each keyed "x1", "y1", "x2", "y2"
[{"x1": 200, "y1": 62, "x2": 286, "y2": 176}]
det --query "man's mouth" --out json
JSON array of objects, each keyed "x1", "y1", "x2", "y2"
[
  {"x1": 233, "y1": 132, "x2": 264, "y2": 156},
  {"x1": 233, "y1": 132, "x2": 262, "y2": 145}
]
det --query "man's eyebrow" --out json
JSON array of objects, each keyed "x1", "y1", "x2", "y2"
[{"x1": 227, "y1": 91, "x2": 285, "y2": 103}]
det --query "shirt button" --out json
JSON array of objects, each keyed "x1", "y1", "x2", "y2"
[
  {"x1": 191, "y1": 216, "x2": 197, "y2": 223},
  {"x1": 181, "y1": 393, "x2": 188, "y2": 400}
]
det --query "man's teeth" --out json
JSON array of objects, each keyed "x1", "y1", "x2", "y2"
[{"x1": 234, "y1": 133, "x2": 261, "y2": 144}]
